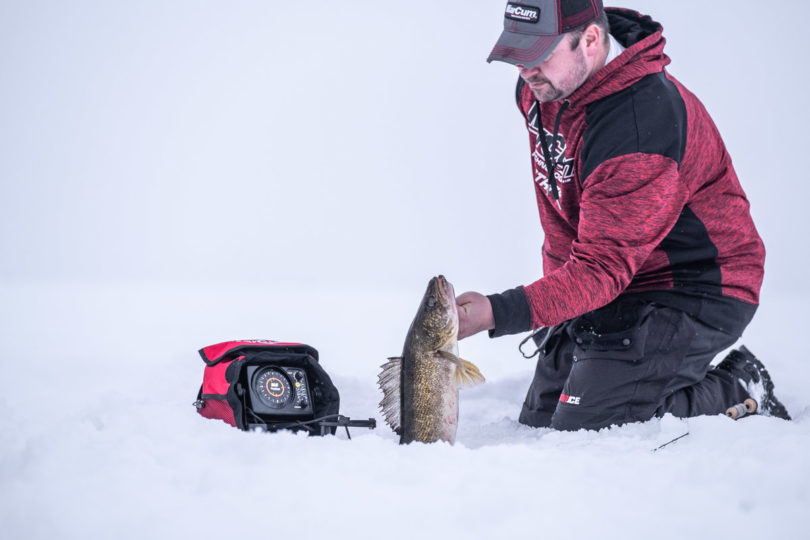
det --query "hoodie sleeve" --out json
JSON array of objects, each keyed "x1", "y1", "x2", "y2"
[
  {"x1": 522, "y1": 153, "x2": 688, "y2": 328},
  {"x1": 487, "y1": 153, "x2": 688, "y2": 334}
]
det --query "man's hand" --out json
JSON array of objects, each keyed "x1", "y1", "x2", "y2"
[{"x1": 456, "y1": 291, "x2": 495, "y2": 340}]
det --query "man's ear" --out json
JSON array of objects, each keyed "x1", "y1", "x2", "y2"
[{"x1": 582, "y1": 24, "x2": 604, "y2": 57}]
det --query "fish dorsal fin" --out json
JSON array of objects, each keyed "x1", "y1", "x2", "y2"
[
  {"x1": 377, "y1": 357, "x2": 402, "y2": 434},
  {"x1": 436, "y1": 350, "x2": 486, "y2": 388}
]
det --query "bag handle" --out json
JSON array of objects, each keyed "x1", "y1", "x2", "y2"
[{"x1": 199, "y1": 341, "x2": 319, "y2": 366}]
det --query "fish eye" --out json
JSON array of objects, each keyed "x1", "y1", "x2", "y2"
[{"x1": 427, "y1": 296, "x2": 436, "y2": 308}]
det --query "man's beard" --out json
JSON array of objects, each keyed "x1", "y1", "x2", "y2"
[
  {"x1": 527, "y1": 47, "x2": 588, "y2": 102},
  {"x1": 529, "y1": 78, "x2": 565, "y2": 102}
]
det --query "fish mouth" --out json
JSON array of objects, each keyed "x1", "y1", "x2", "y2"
[
  {"x1": 434, "y1": 275, "x2": 455, "y2": 306},
  {"x1": 436, "y1": 275, "x2": 454, "y2": 300},
  {"x1": 434, "y1": 275, "x2": 458, "y2": 327}
]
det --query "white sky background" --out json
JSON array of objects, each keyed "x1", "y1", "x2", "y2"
[{"x1": 2, "y1": 0, "x2": 808, "y2": 297}]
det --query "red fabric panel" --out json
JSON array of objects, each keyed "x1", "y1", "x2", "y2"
[{"x1": 202, "y1": 359, "x2": 235, "y2": 395}]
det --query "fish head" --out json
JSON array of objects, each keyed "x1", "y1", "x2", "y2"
[{"x1": 408, "y1": 275, "x2": 458, "y2": 350}]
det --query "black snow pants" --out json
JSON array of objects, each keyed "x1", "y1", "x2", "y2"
[{"x1": 518, "y1": 297, "x2": 751, "y2": 431}]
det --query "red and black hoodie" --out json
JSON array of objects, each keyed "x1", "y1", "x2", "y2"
[{"x1": 488, "y1": 9, "x2": 764, "y2": 338}]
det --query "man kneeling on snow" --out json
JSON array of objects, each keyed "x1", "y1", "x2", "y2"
[{"x1": 457, "y1": 1, "x2": 790, "y2": 430}]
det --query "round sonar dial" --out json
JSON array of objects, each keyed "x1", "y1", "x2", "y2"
[{"x1": 254, "y1": 368, "x2": 293, "y2": 409}]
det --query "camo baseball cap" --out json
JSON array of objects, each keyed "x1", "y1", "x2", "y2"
[{"x1": 487, "y1": 0, "x2": 604, "y2": 68}]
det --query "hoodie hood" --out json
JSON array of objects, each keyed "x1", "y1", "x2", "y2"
[{"x1": 567, "y1": 8, "x2": 669, "y2": 107}]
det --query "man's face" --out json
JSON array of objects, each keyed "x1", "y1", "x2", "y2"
[{"x1": 519, "y1": 35, "x2": 589, "y2": 102}]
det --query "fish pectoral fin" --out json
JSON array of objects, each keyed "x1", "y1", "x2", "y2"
[
  {"x1": 436, "y1": 350, "x2": 486, "y2": 388},
  {"x1": 377, "y1": 357, "x2": 402, "y2": 433}
]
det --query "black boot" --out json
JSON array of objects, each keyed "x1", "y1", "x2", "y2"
[{"x1": 716, "y1": 346, "x2": 791, "y2": 421}]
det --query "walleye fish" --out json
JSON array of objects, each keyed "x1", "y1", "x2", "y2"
[{"x1": 378, "y1": 275, "x2": 485, "y2": 444}]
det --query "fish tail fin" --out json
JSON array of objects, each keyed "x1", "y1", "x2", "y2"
[
  {"x1": 437, "y1": 350, "x2": 485, "y2": 388},
  {"x1": 377, "y1": 357, "x2": 402, "y2": 434}
]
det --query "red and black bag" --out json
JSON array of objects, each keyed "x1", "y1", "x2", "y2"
[{"x1": 194, "y1": 339, "x2": 341, "y2": 435}]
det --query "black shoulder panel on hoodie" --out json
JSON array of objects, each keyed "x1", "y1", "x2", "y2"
[{"x1": 580, "y1": 71, "x2": 687, "y2": 183}]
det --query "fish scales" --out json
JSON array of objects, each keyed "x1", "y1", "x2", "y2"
[{"x1": 402, "y1": 349, "x2": 457, "y2": 443}]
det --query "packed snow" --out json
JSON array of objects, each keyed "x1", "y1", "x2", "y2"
[{"x1": 1, "y1": 1, "x2": 809, "y2": 539}]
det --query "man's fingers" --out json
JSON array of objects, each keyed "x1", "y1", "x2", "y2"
[
  {"x1": 456, "y1": 292, "x2": 473, "y2": 305},
  {"x1": 455, "y1": 291, "x2": 492, "y2": 340}
]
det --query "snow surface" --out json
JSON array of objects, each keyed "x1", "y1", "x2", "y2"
[{"x1": 2, "y1": 1, "x2": 809, "y2": 539}]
